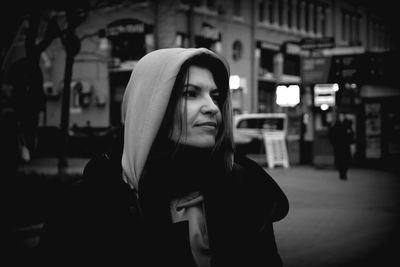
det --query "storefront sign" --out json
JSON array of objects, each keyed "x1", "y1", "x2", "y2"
[
  {"x1": 300, "y1": 37, "x2": 335, "y2": 50},
  {"x1": 301, "y1": 56, "x2": 331, "y2": 84},
  {"x1": 107, "y1": 18, "x2": 151, "y2": 36},
  {"x1": 314, "y1": 83, "x2": 338, "y2": 107},
  {"x1": 276, "y1": 85, "x2": 300, "y2": 107},
  {"x1": 329, "y1": 54, "x2": 362, "y2": 82},
  {"x1": 106, "y1": 18, "x2": 153, "y2": 63}
]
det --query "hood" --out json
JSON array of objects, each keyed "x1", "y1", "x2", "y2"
[{"x1": 121, "y1": 48, "x2": 228, "y2": 191}]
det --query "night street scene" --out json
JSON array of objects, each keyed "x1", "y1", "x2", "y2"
[{"x1": 1, "y1": 0, "x2": 399, "y2": 266}]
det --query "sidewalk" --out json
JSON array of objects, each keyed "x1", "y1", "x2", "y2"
[
  {"x1": 268, "y1": 165, "x2": 400, "y2": 267},
  {"x1": 17, "y1": 157, "x2": 89, "y2": 177},
  {"x1": 8, "y1": 157, "x2": 400, "y2": 267}
]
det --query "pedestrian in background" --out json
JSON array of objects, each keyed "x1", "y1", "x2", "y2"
[
  {"x1": 39, "y1": 48, "x2": 289, "y2": 266},
  {"x1": 329, "y1": 113, "x2": 355, "y2": 180}
]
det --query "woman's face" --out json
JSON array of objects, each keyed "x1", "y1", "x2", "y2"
[{"x1": 171, "y1": 66, "x2": 222, "y2": 148}]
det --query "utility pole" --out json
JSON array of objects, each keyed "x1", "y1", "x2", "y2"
[
  {"x1": 250, "y1": 0, "x2": 257, "y2": 113},
  {"x1": 58, "y1": 9, "x2": 83, "y2": 174}
]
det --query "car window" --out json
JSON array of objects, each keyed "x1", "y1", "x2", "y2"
[
  {"x1": 237, "y1": 117, "x2": 284, "y2": 131},
  {"x1": 262, "y1": 118, "x2": 284, "y2": 130},
  {"x1": 237, "y1": 118, "x2": 261, "y2": 129}
]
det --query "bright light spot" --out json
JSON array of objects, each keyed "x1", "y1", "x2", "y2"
[
  {"x1": 229, "y1": 75, "x2": 241, "y2": 90},
  {"x1": 333, "y1": 83, "x2": 339, "y2": 91},
  {"x1": 320, "y1": 104, "x2": 329, "y2": 110},
  {"x1": 314, "y1": 84, "x2": 337, "y2": 107},
  {"x1": 276, "y1": 85, "x2": 300, "y2": 107}
]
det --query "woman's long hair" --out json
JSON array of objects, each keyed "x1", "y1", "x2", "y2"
[{"x1": 151, "y1": 53, "x2": 234, "y2": 172}]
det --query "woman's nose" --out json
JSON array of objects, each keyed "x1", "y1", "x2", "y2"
[{"x1": 200, "y1": 95, "x2": 219, "y2": 114}]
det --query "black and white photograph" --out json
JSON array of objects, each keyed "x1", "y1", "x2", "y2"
[{"x1": 1, "y1": 0, "x2": 399, "y2": 266}]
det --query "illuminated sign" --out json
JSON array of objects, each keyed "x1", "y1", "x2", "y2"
[
  {"x1": 314, "y1": 83, "x2": 338, "y2": 107},
  {"x1": 229, "y1": 75, "x2": 241, "y2": 90},
  {"x1": 276, "y1": 85, "x2": 300, "y2": 107},
  {"x1": 107, "y1": 18, "x2": 151, "y2": 36}
]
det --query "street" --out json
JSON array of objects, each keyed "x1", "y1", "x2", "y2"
[
  {"x1": 269, "y1": 166, "x2": 400, "y2": 267},
  {"x1": 7, "y1": 158, "x2": 400, "y2": 266}
]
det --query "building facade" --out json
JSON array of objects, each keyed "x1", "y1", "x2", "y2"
[{"x1": 3, "y1": 0, "x2": 399, "y2": 164}]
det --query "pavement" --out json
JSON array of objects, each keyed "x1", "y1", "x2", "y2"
[
  {"x1": 6, "y1": 156, "x2": 400, "y2": 267},
  {"x1": 268, "y1": 165, "x2": 400, "y2": 267}
]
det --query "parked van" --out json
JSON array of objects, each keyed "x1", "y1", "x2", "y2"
[{"x1": 233, "y1": 113, "x2": 287, "y2": 155}]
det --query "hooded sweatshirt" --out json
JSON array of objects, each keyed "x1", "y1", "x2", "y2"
[
  {"x1": 121, "y1": 48, "x2": 224, "y2": 192},
  {"x1": 121, "y1": 48, "x2": 227, "y2": 267}
]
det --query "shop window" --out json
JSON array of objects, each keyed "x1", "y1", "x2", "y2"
[
  {"x1": 259, "y1": 48, "x2": 275, "y2": 75},
  {"x1": 283, "y1": 53, "x2": 300, "y2": 76},
  {"x1": 106, "y1": 18, "x2": 153, "y2": 66},
  {"x1": 232, "y1": 40, "x2": 243, "y2": 61},
  {"x1": 258, "y1": 81, "x2": 276, "y2": 113}
]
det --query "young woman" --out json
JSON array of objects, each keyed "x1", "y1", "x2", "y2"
[{"x1": 40, "y1": 48, "x2": 289, "y2": 267}]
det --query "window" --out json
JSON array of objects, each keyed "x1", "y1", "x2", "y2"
[
  {"x1": 268, "y1": 0, "x2": 275, "y2": 24},
  {"x1": 320, "y1": 6, "x2": 327, "y2": 36},
  {"x1": 259, "y1": 48, "x2": 275, "y2": 74},
  {"x1": 259, "y1": 0, "x2": 265, "y2": 22},
  {"x1": 287, "y1": 0, "x2": 292, "y2": 28},
  {"x1": 296, "y1": 1, "x2": 302, "y2": 30},
  {"x1": 341, "y1": 10, "x2": 347, "y2": 41},
  {"x1": 305, "y1": 2, "x2": 309, "y2": 32},
  {"x1": 313, "y1": 4, "x2": 318, "y2": 33},
  {"x1": 233, "y1": 0, "x2": 242, "y2": 17},
  {"x1": 278, "y1": 0, "x2": 283, "y2": 26},
  {"x1": 232, "y1": 40, "x2": 243, "y2": 61},
  {"x1": 258, "y1": 81, "x2": 276, "y2": 113},
  {"x1": 237, "y1": 118, "x2": 283, "y2": 131},
  {"x1": 283, "y1": 54, "x2": 300, "y2": 76}
]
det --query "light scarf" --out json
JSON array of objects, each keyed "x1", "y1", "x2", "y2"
[{"x1": 170, "y1": 191, "x2": 211, "y2": 267}]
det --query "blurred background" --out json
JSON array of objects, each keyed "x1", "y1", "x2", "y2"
[
  {"x1": 0, "y1": 0, "x2": 399, "y2": 266},
  {"x1": 1, "y1": 0, "x2": 399, "y2": 169}
]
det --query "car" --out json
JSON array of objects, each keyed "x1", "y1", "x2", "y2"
[{"x1": 233, "y1": 113, "x2": 287, "y2": 156}]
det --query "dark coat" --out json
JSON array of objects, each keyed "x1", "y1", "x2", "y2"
[
  {"x1": 39, "y1": 150, "x2": 289, "y2": 267},
  {"x1": 329, "y1": 119, "x2": 354, "y2": 170}
]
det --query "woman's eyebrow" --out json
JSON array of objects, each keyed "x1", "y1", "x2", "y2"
[
  {"x1": 184, "y1": 83, "x2": 218, "y2": 91},
  {"x1": 183, "y1": 84, "x2": 202, "y2": 92},
  {"x1": 183, "y1": 83, "x2": 200, "y2": 89}
]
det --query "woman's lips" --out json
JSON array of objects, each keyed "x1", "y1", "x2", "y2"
[
  {"x1": 196, "y1": 121, "x2": 217, "y2": 128},
  {"x1": 195, "y1": 121, "x2": 218, "y2": 131}
]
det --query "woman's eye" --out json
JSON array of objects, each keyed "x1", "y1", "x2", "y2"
[
  {"x1": 211, "y1": 91, "x2": 220, "y2": 103},
  {"x1": 182, "y1": 90, "x2": 197, "y2": 98}
]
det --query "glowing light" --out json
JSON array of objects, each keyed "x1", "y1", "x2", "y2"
[
  {"x1": 314, "y1": 84, "x2": 337, "y2": 106},
  {"x1": 229, "y1": 75, "x2": 241, "y2": 90},
  {"x1": 320, "y1": 104, "x2": 329, "y2": 110},
  {"x1": 276, "y1": 85, "x2": 300, "y2": 107}
]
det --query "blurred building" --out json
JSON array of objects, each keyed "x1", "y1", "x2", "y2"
[{"x1": 2, "y1": 0, "x2": 399, "y2": 166}]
